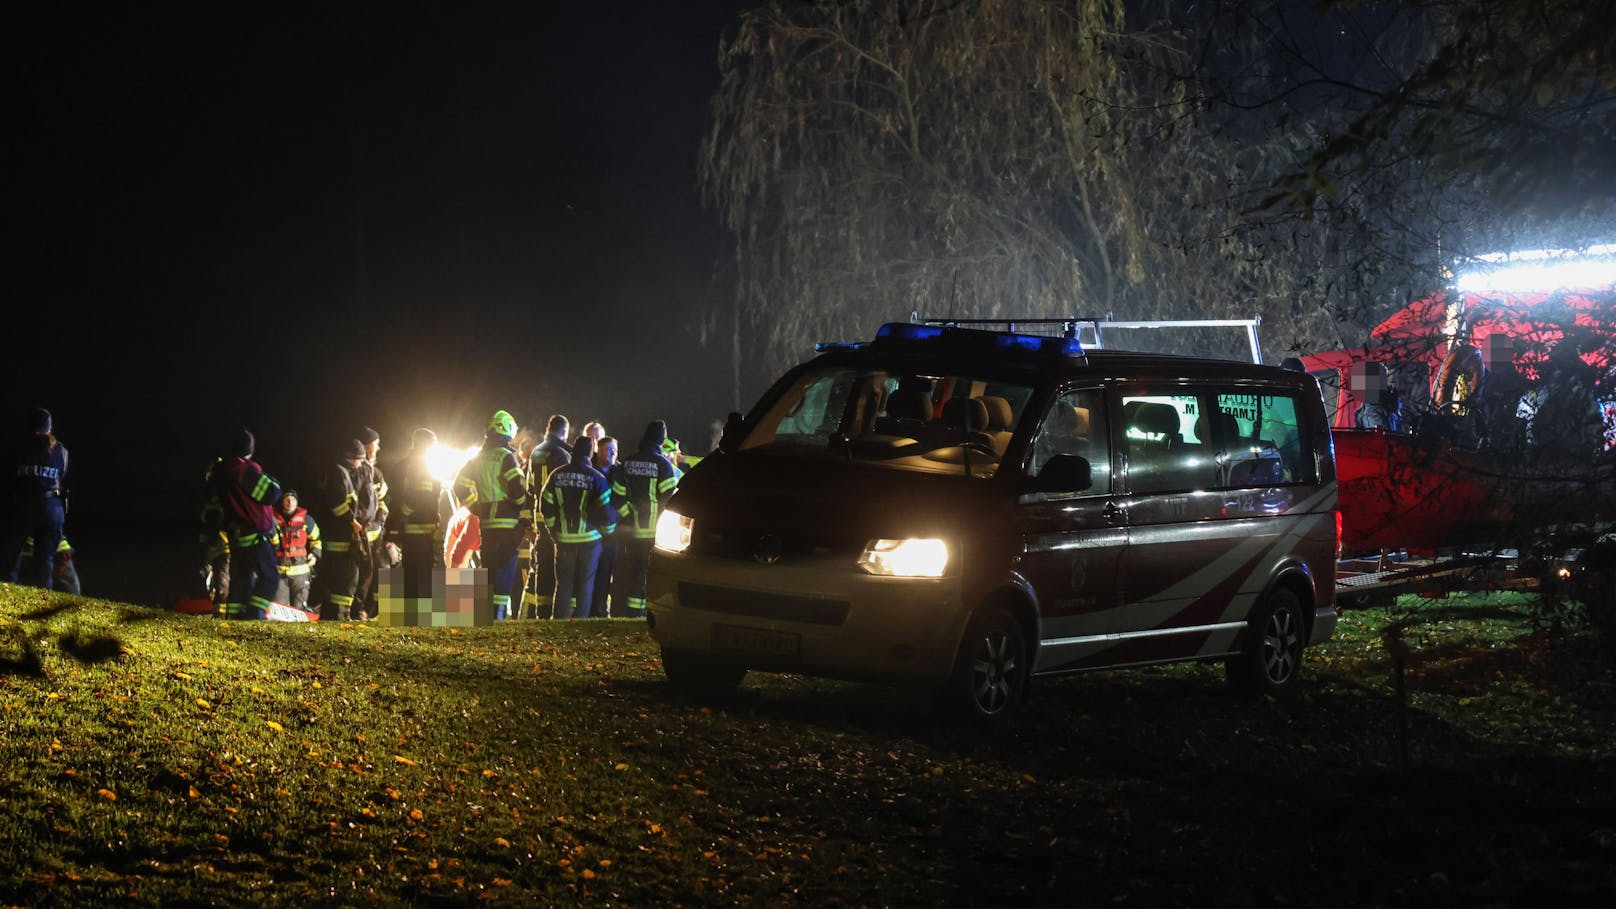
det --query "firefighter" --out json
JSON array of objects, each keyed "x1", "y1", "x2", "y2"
[
  {"x1": 541, "y1": 435, "x2": 612, "y2": 620},
  {"x1": 1476, "y1": 333, "x2": 1530, "y2": 455},
  {"x1": 1, "y1": 407, "x2": 69, "y2": 590},
  {"x1": 315, "y1": 439, "x2": 367, "y2": 621},
  {"x1": 524, "y1": 414, "x2": 571, "y2": 618},
  {"x1": 387, "y1": 427, "x2": 443, "y2": 600},
  {"x1": 356, "y1": 427, "x2": 390, "y2": 618},
  {"x1": 1527, "y1": 333, "x2": 1603, "y2": 459},
  {"x1": 202, "y1": 429, "x2": 282, "y2": 620},
  {"x1": 22, "y1": 535, "x2": 80, "y2": 596},
  {"x1": 273, "y1": 489, "x2": 321, "y2": 616},
  {"x1": 197, "y1": 457, "x2": 231, "y2": 606},
  {"x1": 455, "y1": 410, "x2": 531, "y2": 620},
  {"x1": 587, "y1": 435, "x2": 619, "y2": 618},
  {"x1": 613, "y1": 420, "x2": 681, "y2": 618}
]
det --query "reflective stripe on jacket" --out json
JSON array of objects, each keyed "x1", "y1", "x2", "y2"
[
  {"x1": 542, "y1": 462, "x2": 612, "y2": 544},
  {"x1": 611, "y1": 450, "x2": 680, "y2": 540}
]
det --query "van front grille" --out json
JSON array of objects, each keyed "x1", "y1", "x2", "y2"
[{"x1": 678, "y1": 582, "x2": 850, "y2": 626}]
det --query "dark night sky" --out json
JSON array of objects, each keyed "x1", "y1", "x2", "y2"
[{"x1": 7, "y1": 3, "x2": 749, "y2": 566}]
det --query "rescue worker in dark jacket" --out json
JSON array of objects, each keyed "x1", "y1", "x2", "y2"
[
  {"x1": 612, "y1": 420, "x2": 682, "y2": 618},
  {"x1": 2, "y1": 407, "x2": 70, "y2": 589},
  {"x1": 588, "y1": 436, "x2": 619, "y2": 618},
  {"x1": 387, "y1": 427, "x2": 442, "y2": 600},
  {"x1": 198, "y1": 458, "x2": 232, "y2": 607},
  {"x1": 542, "y1": 435, "x2": 613, "y2": 620},
  {"x1": 355, "y1": 427, "x2": 389, "y2": 618},
  {"x1": 455, "y1": 411, "x2": 531, "y2": 620},
  {"x1": 315, "y1": 440, "x2": 367, "y2": 621},
  {"x1": 273, "y1": 489, "x2": 321, "y2": 616},
  {"x1": 202, "y1": 429, "x2": 282, "y2": 619},
  {"x1": 23, "y1": 535, "x2": 81, "y2": 595},
  {"x1": 524, "y1": 414, "x2": 571, "y2": 618}
]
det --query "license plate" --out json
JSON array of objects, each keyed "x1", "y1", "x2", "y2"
[{"x1": 713, "y1": 623, "x2": 801, "y2": 657}]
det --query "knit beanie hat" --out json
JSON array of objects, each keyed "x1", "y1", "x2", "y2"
[
  {"x1": 640, "y1": 420, "x2": 667, "y2": 451},
  {"x1": 570, "y1": 435, "x2": 595, "y2": 463}
]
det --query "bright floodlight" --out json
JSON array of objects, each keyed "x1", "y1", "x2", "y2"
[
  {"x1": 425, "y1": 443, "x2": 481, "y2": 486},
  {"x1": 1453, "y1": 244, "x2": 1616, "y2": 293}
]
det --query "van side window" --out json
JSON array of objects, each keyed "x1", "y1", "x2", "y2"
[
  {"x1": 1028, "y1": 388, "x2": 1110, "y2": 493},
  {"x1": 1213, "y1": 392, "x2": 1314, "y2": 485},
  {"x1": 1121, "y1": 392, "x2": 1216, "y2": 494}
]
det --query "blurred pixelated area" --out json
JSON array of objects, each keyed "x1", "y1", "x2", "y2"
[{"x1": 376, "y1": 567, "x2": 491, "y2": 627}]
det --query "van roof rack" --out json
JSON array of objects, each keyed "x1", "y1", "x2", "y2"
[
  {"x1": 867, "y1": 322, "x2": 1087, "y2": 359},
  {"x1": 912, "y1": 313, "x2": 1265, "y2": 364}
]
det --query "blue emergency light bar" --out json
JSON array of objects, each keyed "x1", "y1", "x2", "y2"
[{"x1": 871, "y1": 322, "x2": 1086, "y2": 357}]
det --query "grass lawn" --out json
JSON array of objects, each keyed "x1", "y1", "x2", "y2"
[{"x1": 3, "y1": 586, "x2": 1614, "y2": 907}]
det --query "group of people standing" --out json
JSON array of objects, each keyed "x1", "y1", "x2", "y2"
[
  {"x1": 454, "y1": 411, "x2": 685, "y2": 622},
  {"x1": 197, "y1": 410, "x2": 687, "y2": 623},
  {"x1": 1350, "y1": 330, "x2": 1615, "y2": 460}
]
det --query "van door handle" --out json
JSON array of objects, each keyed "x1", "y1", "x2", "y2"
[{"x1": 1102, "y1": 501, "x2": 1125, "y2": 524}]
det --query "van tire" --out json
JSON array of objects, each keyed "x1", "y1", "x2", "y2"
[
  {"x1": 1227, "y1": 588, "x2": 1304, "y2": 697},
  {"x1": 941, "y1": 605, "x2": 1028, "y2": 722},
  {"x1": 661, "y1": 649, "x2": 746, "y2": 698}
]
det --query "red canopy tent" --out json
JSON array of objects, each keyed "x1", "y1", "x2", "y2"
[{"x1": 1300, "y1": 261, "x2": 1615, "y2": 552}]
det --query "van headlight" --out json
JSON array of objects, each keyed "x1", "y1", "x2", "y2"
[
  {"x1": 857, "y1": 538, "x2": 949, "y2": 578},
  {"x1": 654, "y1": 509, "x2": 694, "y2": 553}
]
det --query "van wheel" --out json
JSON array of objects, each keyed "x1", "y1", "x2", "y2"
[
  {"x1": 661, "y1": 649, "x2": 746, "y2": 698},
  {"x1": 942, "y1": 606, "x2": 1028, "y2": 721},
  {"x1": 1227, "y1": 588, "x2": 1304, "y2": 697}
]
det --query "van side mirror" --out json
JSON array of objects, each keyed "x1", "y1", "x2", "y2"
[
  {"x1": 717, "y1": 411, "x2": 746, "y2": 454},
  {"x1": 1032, "y1": 454, "x2": 1092, "y2": 493}
]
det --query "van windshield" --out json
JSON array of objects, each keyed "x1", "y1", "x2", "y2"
[{"x1": 737, "y1": 364, "x2": 1035, "y2": 478}]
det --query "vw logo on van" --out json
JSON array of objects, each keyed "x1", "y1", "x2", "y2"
[{"x1": 752, "y1": 534, "x2": 784, "y2": 565}]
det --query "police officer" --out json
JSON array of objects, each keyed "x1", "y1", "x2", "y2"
[
  {"x1": 524, "y1": 414, "x2": 570, "y2": 618},
  {"x1": 455, "y1": 411, "x2": 531, "y2": 620},
  {"x1": 387, "y1": 427, "x2": 443, "y2": 601},
  {"x1": 612, "y1": 420, "x2": 681, "y2": 618},
  {"x1": 2, "y1": 407, "x2": 69, "y2": 589},
  {"x1": 202, "y1": 429, "x2": 283, "y2": 619},
  {"x1": 542, "y1": 435, "x2": 612, "y2": 619},
  {"x1": 315, "y1": 440, "x2": 367, "y2": 621}
]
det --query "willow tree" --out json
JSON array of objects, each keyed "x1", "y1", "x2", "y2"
[{"x1": 700, "y1": 0, "x2": 1343, "y2": 402}]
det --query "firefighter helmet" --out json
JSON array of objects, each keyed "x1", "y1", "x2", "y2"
[{"x1": 489, "y1": 410, "x2": 517, "y2": 437}]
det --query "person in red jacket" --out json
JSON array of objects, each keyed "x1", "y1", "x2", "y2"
[
  {"x1": 272, "y1": 489, "x2": 322, "y2": 618},
  {"x1": 202, "y1": 429, "x2": 283, "y2": 620}
]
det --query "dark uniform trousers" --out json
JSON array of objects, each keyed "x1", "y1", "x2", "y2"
[
  {"x1": 528, "y1": 532, "x2": 557, "y2": 619},
  {"x1": 483, "y1": 528, "x2": 520, "y2": 620},
  {"x1": 223, "y1": 532, "x2": 278, "y2": 620},
  {"x1": 320, "y1": 535, "x2": 363, "y2": 621},
  {"x1": 617, "y1": 539, "x2": 654, "y2": 618},
  {"x1": 399, "y1": 534, "x2": 438, "y2": 600},
  {"x1": 4, "y1": 494, "x2": 65, "y2": 588}
]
